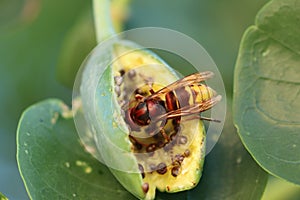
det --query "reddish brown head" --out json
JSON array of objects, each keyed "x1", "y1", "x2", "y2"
[{"x1": 129, "y1": 99, "x2": 166, "y2": 127}]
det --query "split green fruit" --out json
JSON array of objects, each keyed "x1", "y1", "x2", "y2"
[{"x1": 78, "y1": 40, "x2": 208, "y2": 199}]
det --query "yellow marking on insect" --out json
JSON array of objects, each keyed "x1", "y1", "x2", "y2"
[
  {"x1": 193, "y1": 85, "x2": 214, "y2": 103},
  {"x1": 185, "y1": 86, "x2": 195, "y2": 106}
]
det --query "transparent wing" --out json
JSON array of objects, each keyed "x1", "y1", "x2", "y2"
[
  {"x1": 157, "y1": 95, "x2": 222, "y2": 120},
  {"x1": 146, "y1": 71, "x2": 214, "y2": 99}
]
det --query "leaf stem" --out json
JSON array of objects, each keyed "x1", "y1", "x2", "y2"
[{"x1": 93, "y1": 0, "x2": 116, "y2": 43}]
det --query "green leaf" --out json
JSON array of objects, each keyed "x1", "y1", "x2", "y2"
[
  {"x1": 262, "y1": 176, "x2": 300, "y2": 200},
  {"x1": 127, "y1": 0, "x2": 270, "y2": 97},
  {"x1": 17, "y1": 99, "x2": 135, "y2": 200},
  {"x1": 0, "y1": 0, "x2": 90, "y2": 199},
  {"x1": 17, "y1": 98, "x2": 268, "y2": 200},
  {"x1": 56, "y1": 9, "x2": 97, "y2": 88},
  {"x1": 189, "y1": 101, "x2": 268, "y2": 200},
  {"x1": 56, "y1": 0, "x2": 131, "y2": 88},
  {"x1": 233, "y1": 0, "x2": 300, "y2": 185},
  {"x1": 0, "y1": 192, "x2": 8, "y2": 200}
]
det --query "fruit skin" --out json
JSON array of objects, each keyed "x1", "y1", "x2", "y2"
[
  {"x1": 80, "y1": 40, "x2": 206, "y2": 199},
  {"x1": 96, "y1": 64, "x2": 145, "y2": 198}
]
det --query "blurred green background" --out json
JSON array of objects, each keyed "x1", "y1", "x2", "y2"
[{"x1": 1, "y1": 0, "x2": 299, "y2": 199}]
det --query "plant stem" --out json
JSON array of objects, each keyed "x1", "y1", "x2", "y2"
[{"x1": 93, "y1": 0, "x2": 116, "y2": 43}]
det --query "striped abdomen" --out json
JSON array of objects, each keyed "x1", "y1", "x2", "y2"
[{"x1": 165, "y1": 84, "x2": 215, "y2": 112}]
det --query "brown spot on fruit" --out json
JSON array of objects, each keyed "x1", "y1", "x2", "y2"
[
  {"x1": 142, "y1": 183, "x2": 149, "y2": 193},
  {"x1": 178, "y1": 135, "x2": 187, "y2": 144},
  {"x1": 138, "y1": 164, "x2": 145, "y2": 179},
  {"x1": 119, "y1": 69, "x2": 125, "y2": 76},
  {"x1": 170, "y1": 133, "x2": 177, "y2": 141},
  {"x1": 128, "y1": 69, "x2": 136, "y2": 79},
  {"x1": 184, "y1": 149, "x2": 190, "y2": 157},
  {"x1": 156, "y1": 163, "x2": 167, "y2": 175},
  {"x1": 175, "y1": 154, "x2": 184, "y2": 164},
  {"x1": 149, "y1": 164, "x2": 157, "y2": 172},
  {"x1": 115, "y1": 86, "x2": 121, "y2": 97},
  {"x1": 146, "y1": 143, "x2": 156, "y2": 152},
  {"x1": 163, "y1": 143, "x2": 173, "y2": 152},
  {"x1": 119, "y1": 100, "x2": 126, "y2": 108},
  {"x1": 172, "y1": 154, "x2": 182, "y2": 165},
  {"x1": 172, "y1": 160, "x2": 180, "y2": 166},
  {"x1": 114, "y1": 76, "x2": 123, "y2": 86},
  {"x1": 171, "y1": 166, "x2": 180, "y2": 177},
  {"x1": 148, "y1": 152, "x2": 155, "y2": 157}
]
